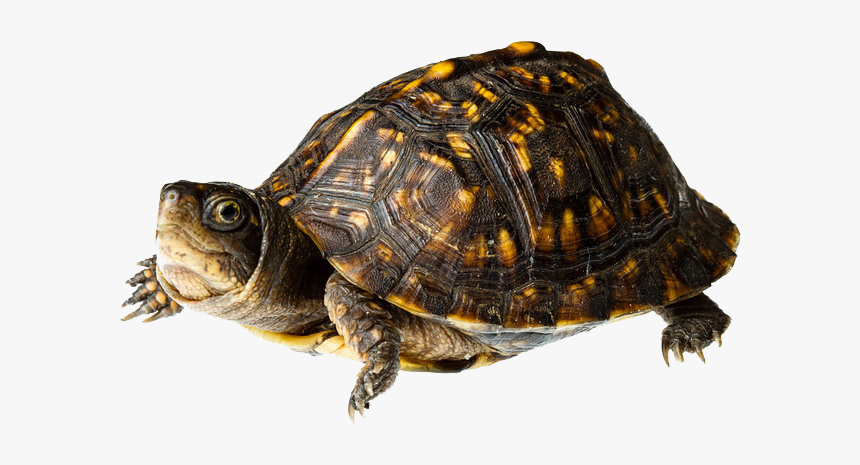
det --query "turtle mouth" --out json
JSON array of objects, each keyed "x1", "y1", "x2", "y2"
[
  {"x1": 155, "y1": 223, "x2": 245, "y2": 302},
  {"x1": 156, "y1": 222, "x2": 223, "y2": 255}
]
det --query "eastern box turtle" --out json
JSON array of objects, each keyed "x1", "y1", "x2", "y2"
[{"x1": 123, "y1": 42, "x2": 739, "y2": 419}]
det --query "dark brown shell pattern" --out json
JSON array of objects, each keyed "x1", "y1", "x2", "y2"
[{"x1": 258, "y1": 42, "x2": 739, "y2": 332}]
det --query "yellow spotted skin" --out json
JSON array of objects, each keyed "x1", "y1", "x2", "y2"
[{"x1": 259, "y1": 42, "x2": 739, "y2": 336}]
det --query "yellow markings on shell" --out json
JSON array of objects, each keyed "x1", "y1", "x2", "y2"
[
  {"x1": 589, "y1": 196, "x2": 604, "y2": 215},
  {"x1": 560, "y1": 208, "x2": 579, "y2": 255},
  {"x1": 375, "y1": 243, "x2": 394, "y2": 263},
  {"x1": 457, "y1": 186, "x2": 480, "y2": 209},
  {"x1": 270, "y1": 177, "x2": 285, "y2": 192},
  {"x1": 474, "y1": 81, "x2": 498, "y2": 102},
  {"x1": 348, "y1": 211, "x2": 370, "y2": 230},
  {"x1": 653, "y1": 188, "x2": 670, "y2": 214},
  {"x1": 507, "y1": 104, "x2": 546, "y2": 172},
  {"x1": 413, "y1": 91, "x2": 454, "y2": 114},
  {"x1": 375, "y1": 128, "x2": 395, "y2": 143},
  {"x1": 426, "y1": 60, "x2": 455, "y2": 80},
  {"x1": 477, "y1": 235, "x2": 488, "y2": 262},
  {"x1": 539, "y1": 75, "x2": 551, "y2": 93},
  {"x1": 591, "y1": 128, "x2": 615, "y2": 143},
  {"x1": 509, "y1": 132, "x2": 532, "y2": 171},
  {"x1": 510, "y1": 66, "x2": 534, "y2": 79},
  {"x1": 394, "y1": 76, "x2": 425, "y2": 99},
  {"x1": 629, "y1": 145, "x2": 638, "y2": 162},
  {"x1": 661, "y1": 271, "x2": 689, "y2": 302},
  {"x1": 464, "y1": 234, "x2": 488, "y2": 267},
  {"x1": 568, "y1": 276, "x2": 595, "y2": 293},
  {"x1": 277, "y1": 195, "x2": 295, "y2": 207},
  {"x1": 589, "y1": 195, "x2": 616, "y2": 237},
  {"x1": 497, "y1": 228, "x2": 517, "y2": 267},
  {"x1": 381, "y1": 148, "x2": 398, "y2": 167},
  {"x1": 522, "y1": 287, "x2": 536, "y2": 298},
  {"x1": 455, "y1": 187, "x2": 476, "y2": 214},
  {"x1": 392, "y1": 61, "x2": 455, "y2": 100},
  {"x1": 362, "y1": 168, "x2": 376, "y2": 190},
  {"x1": 618, "y1": 258, "x2": 637, "y2": 276},
  {"x1": 601, "y1": 108, "x2": 620, "y2": 125},
  {"x1": 461, "y1": 101, "x2": 479, "y2": 121},
  {"x1": 550, "y1": 158, "x2": 565, "y2": 183},
  {"x1": 388, "y1": 79, "x2": 406, "y2": 89},
  {"x1": 311, "y1": 110, "x2": 376, "y2": 181},
  {"x1": 536, "y1": 212, "x2": 555, "y2": 252},
  {"x1": 418, "y1": 151, "x2": 454, "y2": 172},
  {"x1": 447, "y1": 133, "x2": 472, "y2": 158},
  {"x1": 524, "y1": 103, "x2": 546, "y2": 129},
  {"x1": 508, "y1": 41, "x2": 537, "y2": 54},
  {"x1": 419, "y1": 91, "x2": 441, "y2": 104},
  {"x1": 559, "y1": 71, "x2": 585, "y2": 91}
]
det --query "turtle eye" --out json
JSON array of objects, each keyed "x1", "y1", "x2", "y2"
[
  {"x1": 204, "y1": 197, "x2": 247, "y2": 231},
  {"x1": 217, "y1": 200, "x2": 240, "y2": 223}
]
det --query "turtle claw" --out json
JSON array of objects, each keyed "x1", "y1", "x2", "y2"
[
  {"x1": 672, "y1": 341, "x2": 684, "y2": 362},
  {"x1": 346, "y1": 341, "x2": 399, "y2": 421},
  {"x1": 692, "y1": 339, "x2": 706, "y2": 363},
  {"x1": 659, "y1": 308, "x2": 729, "y2": 366},
  {"x1": 661, "y1": 340, "x2": 670, "y2": 367},
  {"x1": 122, "y1": 255, "x2": 182, "y2": 322},
  {"x1": 661, "y1": 335, "x2": 686, "y2": 366},
  {"x1": 347, "y1": 399, "x2": 367, "y2": 423}
]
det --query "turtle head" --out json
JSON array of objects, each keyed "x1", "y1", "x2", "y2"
[
  {"x1": 155, "y1": 181, "x2": 265, "y2": 302},
  {"x1": 153, "y1": 180, "x2": 330, "y2": 332}
]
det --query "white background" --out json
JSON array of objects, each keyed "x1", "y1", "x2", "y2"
[{"x1": 2, "y1": 1, "x2": 858, "y2": 464}]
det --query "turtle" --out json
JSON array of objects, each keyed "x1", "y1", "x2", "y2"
[{"x1": 123, "y1": 42, "x2": 739, "y2": 419}]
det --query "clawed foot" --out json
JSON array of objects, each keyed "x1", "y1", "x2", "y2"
[
  {"x1": 660, "y1": 314, "x2": 730, "y2": 366},
  {"x1": 348, "y1": 341, "x2": 400, "y2": 421},
  {"x1": 122, "y1": 255, "x2": 182, "y2": 322}
]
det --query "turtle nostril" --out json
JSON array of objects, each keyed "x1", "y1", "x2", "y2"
[{"x1": 161, "y1": 188, "x2": 182, "y2": 203}]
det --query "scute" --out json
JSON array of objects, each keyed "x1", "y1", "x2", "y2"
[{"x1": 258, "y1": 42, "x2": 739, "y2": 331}]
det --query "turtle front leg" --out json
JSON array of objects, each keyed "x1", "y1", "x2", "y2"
[
  {"x1": 324, "y1": 273, "x2": 401, "y2": 420},
  {"x1": 122, "y1": 255, "x2": 182, "y2": 322},
  {"x1": 656, "y1": 293, "x2": 730, "y2": 366}
]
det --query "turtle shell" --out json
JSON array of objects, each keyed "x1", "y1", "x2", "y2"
[{"x1": 258, "y1": 42, "x2": 739, "y2": 332}]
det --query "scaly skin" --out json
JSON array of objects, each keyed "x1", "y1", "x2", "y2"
[{"x1": 324, "y1": 273, "x2": 401, "y2": 420}]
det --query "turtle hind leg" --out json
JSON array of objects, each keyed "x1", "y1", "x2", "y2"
[
  {"x1": 655, "y1": 293, "x2": 730, "y2": 366},
  {"x1": 122, "y1": 255, "x2": 182, "y2": 322}
]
